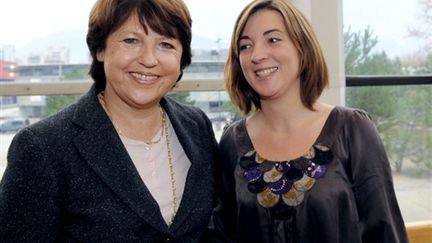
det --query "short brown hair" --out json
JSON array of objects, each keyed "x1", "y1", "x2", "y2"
[
  {"x1": 225, "y1": 0, "x2": 329, "y2": 114},
  {"x1": 87, "y1": 0, "x2": 192, "y2": 90}
]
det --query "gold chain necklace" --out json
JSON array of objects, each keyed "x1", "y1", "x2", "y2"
[
  {"x1": 97, "y1": 92, "x2": 164, "y2": 145},
  {"x1": 97, "y1": 92, "x2": 177, "y2": 225},
  {"x1": 162, "y1": 111, "x2": 177, "y2": 225}
]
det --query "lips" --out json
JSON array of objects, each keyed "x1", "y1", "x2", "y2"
[
  {"x1": 130, "y1": 72, "x2": 159, "y2": 82},
  {"x1": 255, "y1": 67, "x2": 278, "y2": 77}
]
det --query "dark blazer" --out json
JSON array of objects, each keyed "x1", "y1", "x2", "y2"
[{"x1": 0, "y1": 85, "x2": 218, "y2": 242}]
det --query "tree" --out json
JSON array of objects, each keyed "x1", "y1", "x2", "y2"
[
  {"x1": 167, "y1": 91, "x2": 195, "y2": 105},
  {"x1": 345, "y1": 24, "x2": 432, "y2": 174},
  {"x1": 401, "y1": 0, "x2": 432, "y2": 174},
  {"x1": 42, "y1": 69, "x2": 85, "y2": 117},
  {"x1": 391, "y1": 86, "x2": 432, "y2": 174},
  {"x1": 344, "y1": 27, "x2": 402, "y2": 131},
  {"x1": 42, "y1": 94, "x2": 81, "y2": 118},
  {"x1": 395, "y1": 53, "x2": 432, "y2": 174},
  {"x1": 345, "y1": 26, "x2": 403, "y2": 75},
  {"x1": 344, "y1": 27, "x2": 412, "y2": 172},
  {"x1": 408, "y1": 0, "x2": 432, "y2": 52}
]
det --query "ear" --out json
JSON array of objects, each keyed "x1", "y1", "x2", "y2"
[{"x1": 96, "y1": 50, "x2": 105, "y2": 62}]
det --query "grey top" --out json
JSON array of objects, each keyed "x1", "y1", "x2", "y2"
[{"x1": 210, "y1": 106, "x2": 408, "y2": 243}]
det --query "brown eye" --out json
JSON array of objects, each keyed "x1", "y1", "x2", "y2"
[
  {"x1": 123, "y1": 38, "x2": 139, "y2": 44},
  {"x1": 269, "y1": 37, "x2": 281, "y2": 43},
  {"x1": 160, "y1": 42, "x2": 175, "y2": 49},
  {"x1": 239, "y1": 44, "x2": 251, "y2": 51}
]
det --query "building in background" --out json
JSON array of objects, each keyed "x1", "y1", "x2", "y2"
[
  {"x1": 0, "y1": 45, "x2": 15, "y2": 62},
  {"x1": 0, "y1": 59, "x2": 18, "y2": 111},
  {"x1": 44, "y1": 46, "x2": 69, "y2": 64},
  {"x1": 26, "y1": 45, "x2": 70, "y2": 65}
]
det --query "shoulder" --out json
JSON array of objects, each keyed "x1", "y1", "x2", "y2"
[
  {"x1": 11, "y1": 87, "x2": 99, "y2": 149},
  {"x1": 333, "y1": 105, "x2": 371, "y2": 121},
  {"x1": 7, "y1": 103, "x2": 80, "y2": 169},
  {"x1": 19, "y1": 103, "x2": 77, "y2": 138},
  {"x1": 9, "y1": 105, "x2": 78, "y2": 159},
  {"x1": 331, "y1": 106, "x2": 381, "y2": 142},
  {"x1": 23, "y1": 85, "x2": 102, "y2": 138},
  {"x1": 318, "y1": 106, "x2": 379, "y2": 147},
  {"x1": 220, "y1": 119, "x2": 244, "y2": 139},
  {"x1": 219, "y1": 118, "x2": 246, "y2": 150},
  {"x1": 330, "y1": 106, "x2": 375, "y2": 130}
]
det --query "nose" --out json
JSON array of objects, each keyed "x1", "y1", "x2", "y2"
[
  {"x1": 138, "y1": 46, "x2": 158, "y2": 67},
  {"x1": 250, "y1": 42, "x2": 267, "y2": 64}
]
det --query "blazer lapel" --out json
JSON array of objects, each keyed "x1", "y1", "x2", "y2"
[
  {"x1": 71, "y1": 86, "x2": 170, "y2": 234},
  {"x1": 161, "y1": 98, "x2": 205, "y2": 229}
]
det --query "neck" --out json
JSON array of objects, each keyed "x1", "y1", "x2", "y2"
[
  {"x1": 258, "y1": 95, "x2": 309, "y2": 130},
  {"x1": 98, "y1": 91, "x2": 164, "y2": 143}
]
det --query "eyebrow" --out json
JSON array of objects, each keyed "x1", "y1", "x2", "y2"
[
  {"x1": 239, "y1": 28, "x2": 282, "y2": 41},
  {"x1": 264, "y1": 29, "x2": 281, "y2": 35}
]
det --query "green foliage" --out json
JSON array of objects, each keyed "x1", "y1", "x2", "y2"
[
  {"x1": 62, "y1": 68, "x2": 89, "y2": 80},
  {"x1": 413, "y1": 53, "x2": 432, "y2": 74},
  {"x1": 345, "y1": 26, "x2": 431, "y2": 175},
  {"x1": 42, "y1": 66, "x2": 87, "y2": 117},
  {"x1": 384, "y1": 86, "x2": 432, "y2": 175},
  {"x1": 42, "y1": 95, "x2": 81, "y2": 118},
  {"x1": 167, "y1": 91, "x2": 195, "y2": 105},
  {"x1": 345, "y1": 26, "x2": 403, "y2": 75},
  {"x1": 344, "y1": 26, "x2": 378, "y2": 74},
  {"x1": 344, "y1": 26, "x2": 402, "y2": 128}
]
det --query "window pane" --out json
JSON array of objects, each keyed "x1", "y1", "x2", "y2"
[
  {"x1": 344, "y1": 0, "x2": 432, "y2": 223},
  {"x1": 344, "y1": 0, "x2": 432, "y2": 76},
  {"x1": 346, "y1": 84, "x2": 432, "y2": 222}
]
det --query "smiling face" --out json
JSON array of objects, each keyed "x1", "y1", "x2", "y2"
[
  {"x1": 238, "y1": 9, "x2": 301, "y2": 103},
  {"x1": 96, "y1": 12, "x2": 182, "y2": 109}
]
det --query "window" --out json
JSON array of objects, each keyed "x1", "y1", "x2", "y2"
[{"x1": 344, "y1": 0, "x2": 432, "y2": 223}]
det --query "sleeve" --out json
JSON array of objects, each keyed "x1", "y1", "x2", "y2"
[
  {"x1": 0, "y1": 128, "x2": 60, "y2": 242},
  {"x1": 204, "y1": 125, "x2": 238, "y2": 243},
  {"x1": 346, "y1": 110, "x2": 409, "y2": 243}
]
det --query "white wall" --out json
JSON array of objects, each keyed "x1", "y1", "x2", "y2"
[{"x1": 293, "y1": 0, "x2": 345, "y2": 106}]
